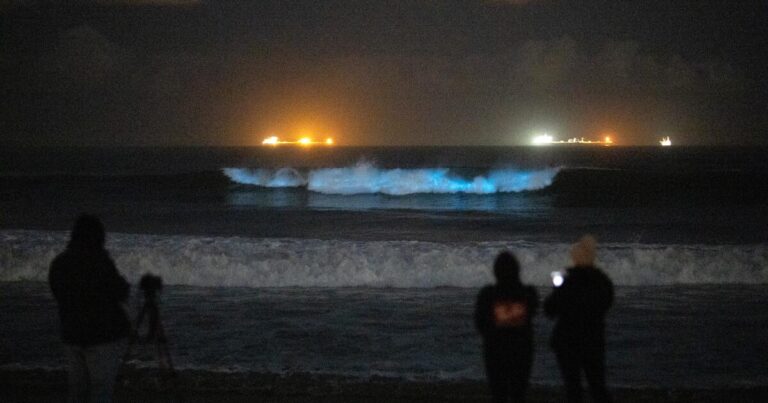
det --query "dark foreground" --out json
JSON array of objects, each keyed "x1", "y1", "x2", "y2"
[{"x1": 2, "y1": 369, "x2": 767, "y2": 403}]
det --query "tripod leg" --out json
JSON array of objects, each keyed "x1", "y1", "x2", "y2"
[
  {"x1": 157, "y1": 326, "x2": 175, "y2": 371},
  {"x1": 117, "y1": 306, "x2": 145, "y2": 388},
  {"x1": 155, "y1": 325, "x2": 182, "y2": 402}
]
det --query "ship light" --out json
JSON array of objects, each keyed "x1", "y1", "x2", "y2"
[{"x1": 532, "y1": 134, "x2": 554, "y2": 145}]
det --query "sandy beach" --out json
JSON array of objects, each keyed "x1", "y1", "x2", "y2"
[{"x1": 2, "y1": 368, "x2": 767, "y2": 403}]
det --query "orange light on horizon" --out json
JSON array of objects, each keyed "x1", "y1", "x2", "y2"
[
  {"x1": 261, "y1": 135, "x2": 336, "y2": 146},
  {"x1": 262, "y1": 136, "x2": 279, "y2": 145}
]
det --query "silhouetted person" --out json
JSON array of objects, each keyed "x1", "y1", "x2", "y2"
[
  {"x1": 475, "y1": 251, "x2": 539, "y2": 403},
  {"x1": 49, "y1": 215, "x2": 130, "y2": 403},
  {"x1": 545, "y1": 235, "x2": 613, "y2": 403}
]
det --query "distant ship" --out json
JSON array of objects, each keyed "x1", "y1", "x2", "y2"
[
  {"x1": 660, "y1": 137, "x2": 672, "y2": 146},
  {"x1": 262, "y1": 136, "x2": 334, "y2": 146},
  {"x1": 532, "y1": 135, "x2": 613, "y2": 146}
]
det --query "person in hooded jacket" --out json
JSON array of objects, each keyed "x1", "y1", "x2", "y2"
[
  {"x1": 475, "y1": 251, "x2": 539, "y2": 403},
  {"x1": 49, "y1": 214, "x2": 131, "y2": 403},
  {"x1": 545, "y1": 235, "x2": 613, "y2": 403}
]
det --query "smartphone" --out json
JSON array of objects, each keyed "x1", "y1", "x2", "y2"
[{"x1": 550, "y1": 271, "x2": 564, "y2": 287}]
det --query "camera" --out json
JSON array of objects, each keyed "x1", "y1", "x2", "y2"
[
  {"x1": 551, "y1": 271, "x2": 564, "y2": 287},
  {"x1": 139, "y1": 273, "x2": 163, "y2": 297}
]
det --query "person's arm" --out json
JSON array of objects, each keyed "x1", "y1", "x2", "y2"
[
  {"x1": 48, "y1": 260, "x2": 62, "y2": 301},
  {"x1": 474, "y1": 287, "x2": 493, "y2": 336},
  {"x1": 527, "y1": 286, "x2": 540, "y2": 318},
  {"x1": 102, "y1": 255, "x2": 130, "y2": 303},
  {"x1": 544, "y1": 282, "x2": 566, "y2": 318},
  {"x1": 601, "y1": 272, "x2": 614, "y2": 314}
]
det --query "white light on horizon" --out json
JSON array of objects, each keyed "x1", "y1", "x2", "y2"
[{"x1": 532, "y1": 134, "x2": 554, "y2": 145}]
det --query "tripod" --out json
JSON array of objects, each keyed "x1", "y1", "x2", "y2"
[
  {"x1": 127, "y1": 291, "x2": 175, "y2": 371},
  {"x1": 121, "y1": 274, "x2": 180, "y2": 400}
]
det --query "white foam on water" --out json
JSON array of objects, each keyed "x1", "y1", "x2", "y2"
[
  {"x1": 2, "y1": 230, "x2": 766, "y2": 287},
  {"x1": 222, "y1": 167, "x2": 307, "y2": 187}
]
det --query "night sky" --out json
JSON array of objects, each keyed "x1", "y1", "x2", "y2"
[{"x1": 1, "y1": 0, "x2": 766, "y2": 146}]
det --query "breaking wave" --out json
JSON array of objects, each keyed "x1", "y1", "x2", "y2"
[
  {"x1": 222, "y1": 163, "x2": 559, "y2": 195},
  {"x1": 2, "y1": 231, "x2": 766, "y2": 287}
]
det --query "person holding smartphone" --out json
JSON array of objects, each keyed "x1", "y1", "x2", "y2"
[
  {"x1": 475, "y1": 251, "x2": 539, "y2": 403},
  {"x1": 544, "y1": 235, "x2": 614, "y2": 403}
]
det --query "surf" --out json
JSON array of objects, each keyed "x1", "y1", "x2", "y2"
[
  {"x1": 3, "y1": 231, "x2": 766, "y2": 287},
  {"x1": 223, "y1": 162, "x2": 560, "y2": 195}
]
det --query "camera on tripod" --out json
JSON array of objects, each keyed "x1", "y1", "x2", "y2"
[
  {"x1": 137, "y1": 273, "x2": 165, "y2": 343},
  {"x1": 121, "y1": 273, "x2": 176, "y2": 387},
  {"x1": 140, "y1": 273, "x2": 163, "y2": 300}
]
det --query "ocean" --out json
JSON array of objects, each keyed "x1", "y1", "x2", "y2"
[{"x1": 1, "y1": 146, "x2": 767, "y2": 389}]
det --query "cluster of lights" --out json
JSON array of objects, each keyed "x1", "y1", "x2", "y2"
[
  {"x1": 262, "y1": 136, "x2": 334, "y2": 146},
  {"x1": 532, "y1": 134, "x2": 555, "y2": 145},
  {"x1": 531, "y1": 132, "x2": 613, "y2": 146},
  {"x1": 532, "y1": 131, "x2": 673, "y2": 147}
]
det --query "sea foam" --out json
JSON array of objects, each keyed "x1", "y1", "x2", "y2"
[
  {"x1": 2, "y1": 230, "x2": 766, "y2": 287},
  {"x1": 223, "y1": 163, "x2": 559, "y2": 195}
]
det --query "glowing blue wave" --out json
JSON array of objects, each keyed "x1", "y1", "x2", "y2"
[
  {"x1": 223, "y1": 163, "x2": 559, "y2": 195},
  {"x1": 223, "y1": 167, "x2": 307, "y2": 187}
]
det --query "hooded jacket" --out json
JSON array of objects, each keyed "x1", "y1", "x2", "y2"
[
  {"x1": 475, "y1": 277, "x2": 539, "y2": 351},
  {"x1": 49, "y1": 247, "x2": 131, "y2": 347}
]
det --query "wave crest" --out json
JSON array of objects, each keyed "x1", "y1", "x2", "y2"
[
  {"x1": 223, "y1": 163, "x2": 559, "y2": 195},
  {"x1": 2, "y1": 231, "x2": 766, "y2": 287}
]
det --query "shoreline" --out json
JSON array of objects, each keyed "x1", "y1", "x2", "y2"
[{"x1": 3, "y1": 368, "x2": 767, "y2": 403}]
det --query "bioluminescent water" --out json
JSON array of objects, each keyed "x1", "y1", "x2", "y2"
[{"x1": 223, "y1": 163, "x2": 560, "y2": 195}]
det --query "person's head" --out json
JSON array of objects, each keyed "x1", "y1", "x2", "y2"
[
  {"x1": 68, "y1": 214, "x2": 106, "y2": 251},
  {"x1": 493, "y1": 250, "x2": 521, "y2": 285},
  {"x1": 570, "y1": 234, "x2": 597, "y2": 267}
]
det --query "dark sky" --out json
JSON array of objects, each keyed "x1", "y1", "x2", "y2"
[{"x1": 1, "y1": 0, "x2": 766, "y2": 146}]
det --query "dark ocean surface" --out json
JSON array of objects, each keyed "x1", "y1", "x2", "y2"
[{"x1": 1, "y1": 146, "x2": 767, "y2": 387}]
